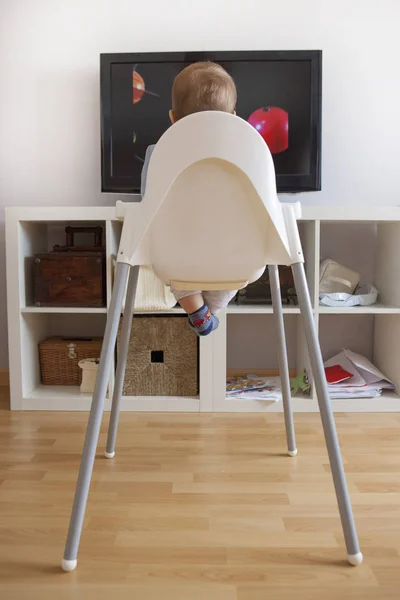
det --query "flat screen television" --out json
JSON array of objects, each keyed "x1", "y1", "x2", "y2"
[{"x1": 100, "y1": 50, "x2": 322, "y2": 194}]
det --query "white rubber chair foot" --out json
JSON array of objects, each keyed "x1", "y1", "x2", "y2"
[
  {"x1": 347, "y1": 552, "x2": 363, "y2": 566},
  {"x1": 61, "y1": 558, "x2": 77, "y2": 572},
  {"x1": 288, "y1": 449, "x2": 298, "y2": 457},
  {"x1": 104, "y1": 450, "x2": 115, "y2": 459}
]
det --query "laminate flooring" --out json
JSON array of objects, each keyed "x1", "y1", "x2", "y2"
[{"x1": 0, "y1": 395, "x2": 399, "y2": 599}]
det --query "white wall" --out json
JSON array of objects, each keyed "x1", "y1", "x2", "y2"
[{"x1": 1, "y1": 0, "x2": 399, "y2": 368}]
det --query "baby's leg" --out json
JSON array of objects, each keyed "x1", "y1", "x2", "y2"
[
  {"x1": 202, "y1": 290, "x2": 237, "y2": 314},
  {"x1": 171, "y1": 288, "x2": 219, "y2": 336},
  {"x1": 173, "y1": 291, "x2": 203, "y2": 314}
]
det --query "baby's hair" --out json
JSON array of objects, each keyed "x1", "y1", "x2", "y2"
[{"x1": 172, "y1": 61, "x2": 237, "y2": 121}]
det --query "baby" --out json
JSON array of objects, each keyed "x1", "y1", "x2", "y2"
[{"x1": 141, "y1": 62, "x2": 239, "y2": 336}]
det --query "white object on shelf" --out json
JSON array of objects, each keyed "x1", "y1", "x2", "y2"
[
  {"x1": 324, "y1": 348, "x2": 395, "y2": 398},
  {"x1": 320, "y1": 284, "x2": 379, "y2": 307},
  {"x1": 134, "y1": 265, "x2": 177, "y2": 311},
  {"x1": 114, "y1": 263, "x2": 177, "y2": 312},
  {"x1": 319, "y1": 259, "x2": 360, "y2": 294},
  {"x1": 78, "y1": 359, "x2": 99, "y2": 393},
  {"x1": 5, "y1": 205, "x2": 400, "y2": 412},
  {"x1": 226, "y1": 374, "x2": 281, "y2": 401}
]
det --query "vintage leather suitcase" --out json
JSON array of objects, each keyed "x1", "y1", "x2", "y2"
[{"x1": 34, "y1": 227, "x2": 106, "y2": 307}]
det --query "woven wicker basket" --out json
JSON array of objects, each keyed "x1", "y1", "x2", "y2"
[
  {"x1": 39, "y1": 337, "x2": 103, "y2": 386},
  {"x1": 119, "y1": 316, "x2": 198, "y2": 397}
]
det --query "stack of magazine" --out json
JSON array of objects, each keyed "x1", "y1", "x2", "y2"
[
  {"x1": 324, "y1": 349, "x2": 395, "y2": 398},
  {"x1": 226, "y1": 375, "x2": 281, "y2": 401}
]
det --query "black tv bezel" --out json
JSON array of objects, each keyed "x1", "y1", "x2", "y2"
[{"x1": 100, "y1": 50, "x2": 322, "y2": 194}]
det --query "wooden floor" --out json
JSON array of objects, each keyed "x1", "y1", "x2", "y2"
[{"x1": 1, "y1": 390, "x2": 400, "y2": 599}]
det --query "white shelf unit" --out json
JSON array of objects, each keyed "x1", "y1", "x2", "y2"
[{"x1": 5, "y1": 206, "x2": 400, "y2": 412}]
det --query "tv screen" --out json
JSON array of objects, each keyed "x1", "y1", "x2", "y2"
[{"x1": 101, "y1": 51, "x2": 322, "y2": 194}]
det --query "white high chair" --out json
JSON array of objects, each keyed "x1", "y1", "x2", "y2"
[{"x1": 61, "y1": 112, "x2": 362, "y2": 571}]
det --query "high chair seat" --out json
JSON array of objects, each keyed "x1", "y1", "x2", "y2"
[
  {"x1": 115, "y1": 112, "x2": 301, "y2": 286},
  {"x1": 61, "y1": 111, "x2": 362, "y2": 573}
]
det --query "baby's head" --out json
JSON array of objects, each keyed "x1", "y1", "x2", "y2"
[{"x1": 170, "y1": 61, "x2": 237, "y2": 123}]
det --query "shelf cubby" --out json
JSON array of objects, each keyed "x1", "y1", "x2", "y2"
[
  {"x1": 320, "y1": 220, "x2": 400, "y2": 310},
  {"x1": 18, "y1": 219, "x2": 107, "y2": 310},
  {"x1": 19, "y1": 312, "x2": 107, "y2": 409}
]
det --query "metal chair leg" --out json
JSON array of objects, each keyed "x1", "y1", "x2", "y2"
[
  {"x1": 61, "y1": 262, "x2": 130, "y2": 572},
  {"x1": 268, "y1": 265, "x2": 297, "y2": 456},
  {"x1": 105, "y1": 265, "x2": 139, "y2": 459},
  {"x1": 291, "y1": 261, "x2": 362, "y2": 566}
]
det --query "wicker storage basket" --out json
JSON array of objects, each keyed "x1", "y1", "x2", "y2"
[
  {"x1": 119, "y1": 316, "x2": 198, "y2": 397},
  {"x1": 39, "y1": 337, "x2": 103, "y2": 386}
]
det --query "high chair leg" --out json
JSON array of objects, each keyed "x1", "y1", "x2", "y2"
[
  {"x1": 105, "y1": 265, "x2": 139, "y2": 459},
  {"x1": 291, "y1": 262, "x2": 362, "y2": 566},
  {"x1": 61, "y1": 263, "x2": 130, "y2": 572},
  {"x1": 268, "y1": 265, "x2": 297, "y2": 456}
]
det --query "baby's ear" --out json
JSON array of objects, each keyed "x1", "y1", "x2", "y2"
[{"x1": 169, "y1": 110, "x2": 176, "y2": 124}]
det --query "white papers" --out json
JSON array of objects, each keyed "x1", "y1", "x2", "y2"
[
  {"x1": 324, "y1": 349, "x2": 395, "y2": 398},
  {"x1": 226, "y1": 375, "x2": 281, "y2": 401}
]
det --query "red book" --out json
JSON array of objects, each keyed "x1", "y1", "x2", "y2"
[{"x1": 325, "y1": 365, "x2": 353, "y2": 385}]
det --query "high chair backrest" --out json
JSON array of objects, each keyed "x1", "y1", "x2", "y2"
[{"x1": 118, "y1": 111, "x2": 300, "y2": 290}]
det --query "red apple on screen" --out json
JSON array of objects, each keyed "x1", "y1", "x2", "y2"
[
  {"x1": 132, "y1": 70, "x2": 145, "y2": 104},
  {"x1": 248, "y1": 107, "x2": 289, "y2": 154}
]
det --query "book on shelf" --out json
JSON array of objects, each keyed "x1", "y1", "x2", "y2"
[
  {"x1": 324, "y1": 349, "x2": 395, "y2": 399},
  {"x1": 226, "y1": 375, "x2": 281, "y2": 401}
]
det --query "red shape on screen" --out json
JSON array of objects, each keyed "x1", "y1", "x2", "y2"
[
  {"x1": 132, "y1": 70, "x2": 145, "y2": 104},
  {"x1": 248, "y1": 107, "x2": 289, "y2": 154}
]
